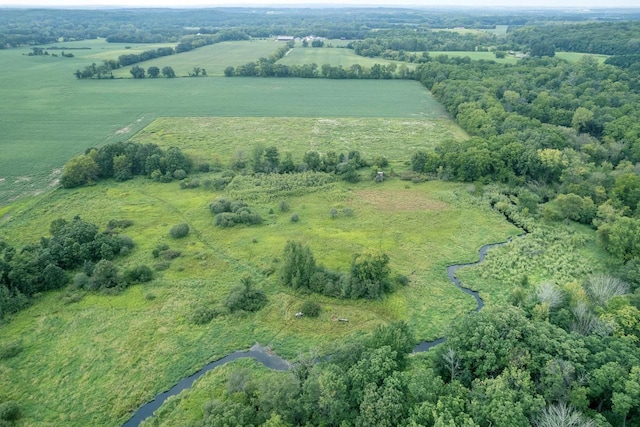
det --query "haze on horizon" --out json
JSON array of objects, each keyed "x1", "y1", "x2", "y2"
[{"x1": 1, "y1": 0, "x2": 638, "y2": 8}]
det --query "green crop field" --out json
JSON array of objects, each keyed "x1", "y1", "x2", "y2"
[
  {"x1": 110, "y1": 39, "x2": 282, "y2": 78},
  {"x1": 0, "y1": 40, "x2": 447, "y2": 205},
  {"x1": 277, "y1": 46, "x2": 406, "y2": 68}
]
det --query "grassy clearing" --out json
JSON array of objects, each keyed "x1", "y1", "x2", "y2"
[
  {"x1": 0, "y1": 40, "x2": 442, "y2": 205},
  {"x1": 555, "y1": 51, "x2": 609, "y2": 64},
  {"x1": 130, "y1": 116, "x2": 459, "y2": 168},
  {"x1": 277, "y1": 46, "x2": 407, "y2": 68},
  {"x1": 426, "y1": 50, "x2": 519, "y2": 64},
  {"x1": 0, "y1": 166, "x2": 519, "y2": 426},
  {"x1": 424, "y1": 50, "x2": 609, "y2": 65}
]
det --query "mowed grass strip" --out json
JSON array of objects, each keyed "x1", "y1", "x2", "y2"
[
  {"x1": 0, "y1": 174, "x2": 519, "y2": 426},
  {"x1": 277, "y1": 46, "x2": 407, "y2": 68}
]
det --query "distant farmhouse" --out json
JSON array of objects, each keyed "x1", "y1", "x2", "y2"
[{"x1": 276, "y1": 35, "x2": 325, "y2": 43}]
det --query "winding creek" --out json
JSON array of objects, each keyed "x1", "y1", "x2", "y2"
[{"x1": 123, "y1": 237, "x2": 515, "y2": 426}]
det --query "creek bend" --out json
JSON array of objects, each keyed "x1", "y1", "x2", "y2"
[{"x1": 123, "y1": 237, "x2": 514, "y2": 426}]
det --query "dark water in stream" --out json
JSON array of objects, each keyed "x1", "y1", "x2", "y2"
[{"x1": 123, "y1": 238, "x2": 513, "y2": 426}]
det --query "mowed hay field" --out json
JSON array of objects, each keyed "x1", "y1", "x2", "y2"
[
  {"x1": 277, "y1": 46, "x2": 406, "y2": 68},
  {"x1": 0, "y1": 37, "x2": 445, "y2": 205}
]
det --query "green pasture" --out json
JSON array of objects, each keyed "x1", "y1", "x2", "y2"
[
  {"x1": 0, "y1": 169, "x2": 520, "y2": 425},
  {"x1": 277, "y1": 46, "x2": 406, "y2": 68},
  {"x1": 111, "y1": 39, "x2": 282, "y2": 78},
  {"x1": 555, "y1": 51, "x2": 609, "y2": 64},
  {"x1": 0, "y1": 40, "x2": 445, "y2": 205},
  {"x1": 131, "y1": 116, "x2": 460, "y2": 168}
]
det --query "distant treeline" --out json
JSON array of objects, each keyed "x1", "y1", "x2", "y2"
[
  {"x1": 3, "y1": 7, "x2": 640, "y2": 49},
  {"x1": 509, "y1": 21, "x2": 640, "y2": 56}
]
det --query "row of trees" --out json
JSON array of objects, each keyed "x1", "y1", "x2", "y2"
[
  {"x1": 60, "y1": 141, "x2": 192, "y2": 188},
  {"x1": 129, "y1": 65, "x2": 176, "y2": 79}
]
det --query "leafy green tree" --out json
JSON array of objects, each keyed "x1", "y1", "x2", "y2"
[
  {"x1": 130, "y1": 65, "x2": 145, "y2": 78},
  {"x1": 280, "y1": 241, "x2": 316, "y2": 291},
  {"x1": 346, "y1": 251, "x2": 390, "y2": 299},
  {"x1": 147, "y1": 66, "x2": 160, "y2": 78},
  {"x1": 264, "y1": 146, "x2": 280, "y2": 172},
  {"x1": 357, "y1": 373, "x2": 407, "y2": 427},
  {"x1": 469, "y1": 367, "x2": 545, "y2": 427},
  {"x1": 612, "y1": 173, "x2": 640, "y2": 214},
  {"x1": 60, "y1": 153, "x2": 99, "y2": 188},
  {"x1": 161, "y1": 66, "x2": 175, "y2": 78},
  {"x1": 112, "y1": 154, "x2": 132, "y2": 181},
  {"x1": 598, "y1": 217, "x2": 640, "y2": 262}
]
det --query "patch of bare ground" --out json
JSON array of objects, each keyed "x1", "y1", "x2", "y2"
[
  {"x1": 356, "y1": 189, "x2": 448, "y2": 212},
  {"x1": 116, "y1": 125, "x2": 132, "y2": 135}
]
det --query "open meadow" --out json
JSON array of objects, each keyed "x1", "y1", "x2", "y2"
[
  {"x1": 0, "y1": 127, "x2": 520, "y2": 425},
  {"x1": 277, "y1": 46, "x2": 406, "y2": 68}
]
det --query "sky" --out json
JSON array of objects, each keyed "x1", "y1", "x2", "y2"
[{"x1": 0, "y1": 0, "x2": 637, "y2": 8}]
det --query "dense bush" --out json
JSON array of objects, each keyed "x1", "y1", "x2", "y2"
[
  {"x1": 0, "y1": 341, "x2": 22, "y2": 360},
  {"x1": 300, "y1": 300, "x2": 321, "y2": 317},
  {"x1": 0, "y1": 401, "x2": 20, "y2": 422},
  {"x1": 190, "y1": 305, "x2": 222, "y2": 325},
  {"x1": 225, "y1": 277, "x2": 267, "y2": 313},
  {"x1": 169, "y1": 223, "x2": 190, "y2": 239},
  {"x1": 123, "y1": 265, "x2": 154, "y2": 284},
  {"x1": 210, "y1": 198, "x2": 263, "y2": 228}
]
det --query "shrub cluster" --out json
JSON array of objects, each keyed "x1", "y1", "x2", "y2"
[
  {"x1": 225, "y1": 276, "x2": 267, "y2": 313},
  {"x1": 209, "y1": 198, "x2": 263, "y2": 228},
  {"x1": 280, "y1": 241, "x2": 392, "y2": 300},
  {"x1": 169, "y1": 223, "x2": 190, "y2": 239},
  {"x1": 73, "y1": 261, "x2": 153, "y2": 293},
  {"x1": 0, "y1": 217, "x2": 139, "y2": 318},
  {"x1": 61, "y1": 141, "x2": 191, "y2": 188}
]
